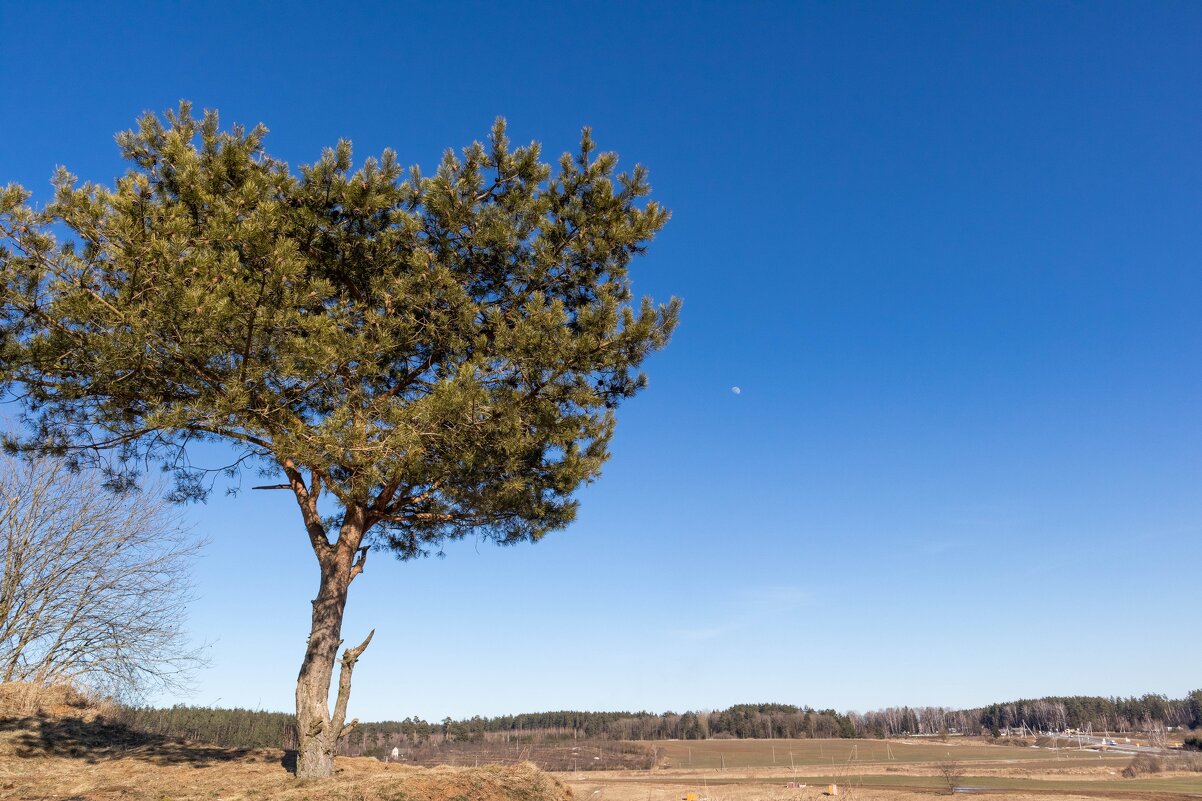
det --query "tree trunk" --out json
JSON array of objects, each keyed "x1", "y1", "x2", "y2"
[{"x1": 293, "y1": 513, "x2": 372, "y2": 779}]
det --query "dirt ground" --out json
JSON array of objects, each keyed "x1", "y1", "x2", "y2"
[
  {"x1": 556, "y1": 763, "x2": 1202, "y2": 801},
  {"x1": 558, "y1": 778, "x2": 1093, "y2": 801}
]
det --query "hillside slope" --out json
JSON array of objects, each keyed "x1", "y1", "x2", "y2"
[{"x1": 0, "y1": 684, "x2": 573, "y2": 801}]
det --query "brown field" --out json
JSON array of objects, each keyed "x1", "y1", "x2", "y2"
[
  {"x1": 401, "y1": 738, "x2": 658, "y2": 770},
  {"x1": 657, "y1": 737, "x2": 1129, "y2": 768},
  {"x1": 557, "y1": 738, "x2": 1202, "y2": 801}
]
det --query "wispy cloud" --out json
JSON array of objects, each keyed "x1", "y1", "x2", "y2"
[{"x1": 667, "y1": 584, "x2": 814, "y2": 642}]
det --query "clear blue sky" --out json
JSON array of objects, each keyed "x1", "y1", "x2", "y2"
[{"x1": 2, "y1": 1, "x2": 1200, "y2": 721}]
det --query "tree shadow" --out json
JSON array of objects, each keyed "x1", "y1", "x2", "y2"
[{"x1": 0, "y1": 715, "x2": 260, "y2": 767}]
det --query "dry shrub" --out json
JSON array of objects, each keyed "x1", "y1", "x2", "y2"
[
  {"x1": 1122, "y1": 752, "x2": 1202, "y2": 778},
  {"x1": 1174, "y1": 752, "x2": 1202, "y2": 772},
  {"x1": 0, "y1": 681, "x2": 102, "y2": 718},
  {"x1": 1122, "y1": 754, "x2": 1163, "y2": 777}
]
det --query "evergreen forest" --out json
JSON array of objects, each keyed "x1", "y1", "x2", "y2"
[{"x1": 114, "y1": 690, "x2": 1202, "y2": 757}]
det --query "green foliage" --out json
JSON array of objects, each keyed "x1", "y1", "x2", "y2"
[
  {"x1": 116, "y1": 703, "x2": 296, "y2": 749},
  {"x1": 1189, "y1": 689, "x2": 1202, "y2": 730},
  {"x1": 0, "y1": 103, "x2": 678, "y2": 555}
]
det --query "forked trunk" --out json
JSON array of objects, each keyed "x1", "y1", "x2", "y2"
[{"x1": 293, "y1": 516, "x2": 372, "y2": 779}]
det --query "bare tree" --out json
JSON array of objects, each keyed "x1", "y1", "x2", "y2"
[
  {"x1": 936, "y1": 761, "x2": 964, "y2": 794},
  {"x1": 0, "y1": 453, "x2": 204, "y2": 699}
]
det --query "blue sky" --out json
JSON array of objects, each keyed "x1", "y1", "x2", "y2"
[{"x1": 2, "y1": 1, "x2": 1200, "y2": 720}]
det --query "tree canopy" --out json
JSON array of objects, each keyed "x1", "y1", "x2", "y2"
[{"x1": 0, "y1": 103, "x2": 678, "y2": 556}]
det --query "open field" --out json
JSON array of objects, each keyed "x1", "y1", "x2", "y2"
[
  {"x1": 400, "y1": 738, "x2": 657, "y2": 770},
  {"x1": 558, "y1": 738, "x2": 1202, "y2": 801},
  {"x1": 654, "y1": 737, "x2": 1146, "y2": 768}
]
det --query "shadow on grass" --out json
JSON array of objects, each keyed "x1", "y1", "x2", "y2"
[{"x1": 0, "y1": 715, "x2": 258, "y2": 767}]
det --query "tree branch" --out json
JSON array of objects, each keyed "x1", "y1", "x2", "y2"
[
  {"x1": 331, "y1": 628, "x2": 374, "y2": 740},
  {"x1": 348, "y1": 546, "x2": 369, "y2": 581},
  {"x1": 280, "y1": 458, "x2": 331, "y2": 554}
]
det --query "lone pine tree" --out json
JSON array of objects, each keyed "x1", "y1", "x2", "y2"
[{"x1": 0, "y1": 104, "x2": 678, "y2": 778}]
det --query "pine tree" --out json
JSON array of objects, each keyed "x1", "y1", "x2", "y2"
[{"x1": 0, "y1": 103, "x2": 678, "y2": 777}]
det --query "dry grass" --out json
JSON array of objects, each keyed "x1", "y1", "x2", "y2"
[
  {"x1": 0, "y1": 680, "x2": 109, "y2": 719},
  {"x1": 0, "y1": 744, "x2": 573, "y2": 801},
  {"x1": 0, "y1": 683, "x2": 573, "y2": 801},
  {"x1": 1122, "y1": 752, "x2": 1202, "y2": 778}
]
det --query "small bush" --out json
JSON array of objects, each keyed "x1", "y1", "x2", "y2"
[
  {"x1": 1185, "y1": 734, "x2": 1202, "y2": 752},
  {"x1": 1174, "y1": 752, "x2": 1202, "y2": 772},
  {"x1": 1122, "y1": 754, "x2": 1163, "y2": 778},
  {"x1": 1123, "y1": 752, "x2": 1202, "y2": 777}
]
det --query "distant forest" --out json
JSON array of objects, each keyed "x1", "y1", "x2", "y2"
[{"x1": 116, "y1": 690, "x2": 1202, "y2": 756}]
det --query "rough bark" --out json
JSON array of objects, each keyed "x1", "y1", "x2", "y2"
[{"x1": 293, "y1": 507, "x2": 372, "y2": 779}]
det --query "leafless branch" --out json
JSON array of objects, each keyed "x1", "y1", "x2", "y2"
[{"x1": 0, "y1": 452, "x2": 206, "y2": 700}]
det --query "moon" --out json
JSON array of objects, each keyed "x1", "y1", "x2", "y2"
[{"x1": 731, "y1": 386, "x2": 741, "y2": 395}]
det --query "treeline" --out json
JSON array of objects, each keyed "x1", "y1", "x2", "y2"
[
  {"x1": 350, "y1": 703, "x2": 858, "y2": 750},
  {"x1": 113, "y1": 690, "x2": 1202, "y2": 754},
  {"x1": 977, "y1": 693, "x2": 1202, "y2": 735},
  {"x1": 355, "y1": 692, "x2": 1202, "y2": 746},
  {"x1": 115, "y1": 704, "x2": 295, "y2": 750}
]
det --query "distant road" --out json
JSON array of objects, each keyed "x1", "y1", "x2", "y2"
[{"x1": 1044, "y1": 733, "x2": 1170, "y2": 755}]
